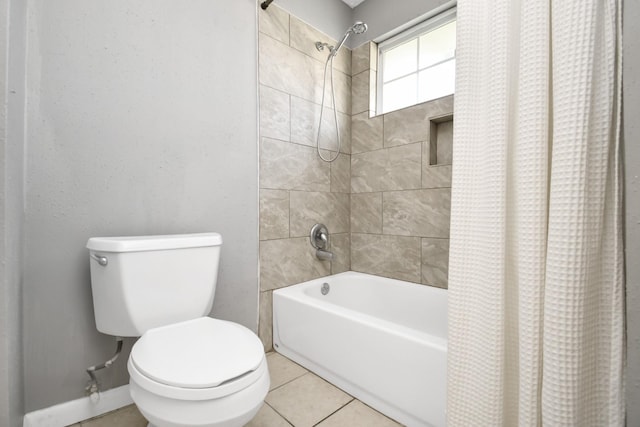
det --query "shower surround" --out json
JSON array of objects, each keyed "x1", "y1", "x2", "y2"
[{"x1": 258, "y1": 4, "x2": 453, "y2": 351}]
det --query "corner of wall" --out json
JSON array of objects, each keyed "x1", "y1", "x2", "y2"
[{"x1": 1, "y1": 0, "x2": 28, "y2": 424}]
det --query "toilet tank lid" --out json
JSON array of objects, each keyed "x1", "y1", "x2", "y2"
[{"x1": 86, "y1": 232, "x2": 222, "y2": 253}]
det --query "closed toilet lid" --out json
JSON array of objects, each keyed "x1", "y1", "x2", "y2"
[{"x1": 130, "y1": 317, "x2": 264, "y2": 389}]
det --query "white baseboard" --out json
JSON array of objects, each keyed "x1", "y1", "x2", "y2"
[{"x1": 23, "y1": 385, "x2": 133, "y2": 427}]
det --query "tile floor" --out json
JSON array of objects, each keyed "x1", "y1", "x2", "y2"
[{"x1": 73, "y1": 352, "x2": 402, "y2": 427}]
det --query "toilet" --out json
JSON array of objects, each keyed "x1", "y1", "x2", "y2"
[{"x1": 87, "y1": 233, "x2": 269, "y2": 427}]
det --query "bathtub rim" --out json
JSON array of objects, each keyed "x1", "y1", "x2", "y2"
[{"x1": 272, "y1": 271, "x2": 448, "y2": 351}]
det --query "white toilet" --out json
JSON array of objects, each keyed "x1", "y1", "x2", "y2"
[{"x1": 87, "y1": 232, "x2": 269, "y2": 427}]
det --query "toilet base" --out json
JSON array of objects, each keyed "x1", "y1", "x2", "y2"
[{"x1": 130, "y1": 364, "x2": 269, "y2": 427}]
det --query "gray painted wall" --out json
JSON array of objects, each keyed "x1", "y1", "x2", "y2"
[
  {"x1": 22, "y1": 0, "x2": 258, "y2": 412},
  {"x1": 350, "y1": 0, "x2": 450, "y2": 47},
  {"x1": 275, "y1": 0, "x2": 449, "y2": 50},
  {"x1": 0, "y1": 0, "x2": 26, "y2": 425},
  {"x1": 624, "y1": 0, "x2": 640, "y2": 423},
  {"x1": 275, "y1": 0, "x2": 353, "y2": 44},
  {"x1": 0, "y1": 0, "x2": 12, "y2": 423}
]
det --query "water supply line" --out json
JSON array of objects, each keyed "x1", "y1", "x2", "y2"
[{"x1": 85, "y1": 337, "x2": 123, "y2": 402}]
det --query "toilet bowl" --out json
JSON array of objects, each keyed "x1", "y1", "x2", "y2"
[
  {"x1": 87, "y1": 233, "x2": 269, "y2": 427},
  {"x1": 127, "y1": 317, "x2": 269, "y2": 427}
]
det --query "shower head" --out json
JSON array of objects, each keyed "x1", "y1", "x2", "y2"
[
  {"x1": 350, "y1": 21, "x2": 368, "y2": 34},
  {"x1": 330, "y1": 21, "x2": 368, "y2": 58}
]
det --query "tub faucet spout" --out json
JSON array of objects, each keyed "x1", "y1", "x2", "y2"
[{"x1": 316, "y1": 249, "x2": 334, "y2": 261}]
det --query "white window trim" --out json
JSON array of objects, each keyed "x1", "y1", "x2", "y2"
[{"x1": 377, "y1": 5, "x2": 457, "y2": 115}]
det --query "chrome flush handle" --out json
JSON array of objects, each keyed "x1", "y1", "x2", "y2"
[{"x1": 90, "y1": 253, "x2": 108, "y2": 267}]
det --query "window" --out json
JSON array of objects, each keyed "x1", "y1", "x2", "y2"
[{"x1": 377, "y1": 7, "x2": 456, "y2": 114}]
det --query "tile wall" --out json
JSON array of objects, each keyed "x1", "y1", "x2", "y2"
[
  {"x1": 258, "y1": 5, "x2": 352, "y2": 351},
  {"x1": 350, "y1": 42, "x2": 453, "y2": 290},
  {"x1": 258, "y1": 6, "x2": 453, "y2": 351}
]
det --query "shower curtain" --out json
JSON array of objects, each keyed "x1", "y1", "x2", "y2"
[{"x1": 447, "y1": 0, "x2": 624, "y2": 426}]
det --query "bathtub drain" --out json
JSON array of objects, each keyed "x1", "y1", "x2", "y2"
[{"x1": 321, "y1": 282, "x2": 330, "y2": 295}]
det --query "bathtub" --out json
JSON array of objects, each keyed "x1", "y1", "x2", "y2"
[{"x1": 272, "y1": 271, "x2": 447, "y2": 427}]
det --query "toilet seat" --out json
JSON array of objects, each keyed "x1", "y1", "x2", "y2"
[{"x1": 128, "y1": 317, "x2": 267, "y2": 401}]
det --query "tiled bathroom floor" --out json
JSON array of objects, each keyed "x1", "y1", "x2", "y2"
[{"x1": 74, "y1": 352, "x2": 402, "y2": 427}]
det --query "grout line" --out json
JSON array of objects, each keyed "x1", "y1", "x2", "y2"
[
  {"x1": 264, "y1": 402, "x2": 295, "y2": 427},
  {"x1": 351, "y1": 140, "x2": 425, "y2": 156},
  {"x1": 259, "y1": 83, "x2": 292, "y2": 99},
  {"x1": 381, "y1": 191, "x2": 386, "y2": 235},
  {"x1": 352, "y1": 186, "x2": 452, "y2": 195},
  {"x1": 287, "y1": 13, "x2": 291, "y2": 47},
  {"x1": 381, "y1": 95, "x2": 386, "y2": 145},
  {"x1": 288, "y1": 92, "x2": 292, "y2": 143},
  {"x1": 268, "y1": 370, "x2": 311, "y2": 394},
  {"x1": 350, "y1": 231, "x2": 449, "y2": 240},
  {"x1": 287, "y1": 190, "x2": 291, "y2": 239},
  {"x1": 312, "y1": 398, "x2": 356, "y2": 426},
  {"x1": 420, "y1": 137, "x2": 424, "y2": 188}
]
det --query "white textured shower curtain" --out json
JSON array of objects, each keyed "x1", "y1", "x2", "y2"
[{"x1": 447, "y1": 0, "x2": 624, "y2": 426}]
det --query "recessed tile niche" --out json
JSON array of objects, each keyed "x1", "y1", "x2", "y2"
[{"x1": 429, "y1": 115, "x2": 454, "y2": 166}]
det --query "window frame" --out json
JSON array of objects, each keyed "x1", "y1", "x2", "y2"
[{"x1": 377, "y1": 6, "x2": 457, "y2": 115}]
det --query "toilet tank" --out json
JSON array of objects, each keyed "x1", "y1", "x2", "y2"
[{"x1": 87, "y1": 233, "x2": 222, "y2": 337}]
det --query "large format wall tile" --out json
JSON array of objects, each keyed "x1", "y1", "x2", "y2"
[
  {"x1": 290, "y1": 95, "x2": 320, "y2": 146},
  {"x1": 352, "y1": 42, "x2": 377, "y2": 76},
  {"x1": 260, "y1": 85, "x2": 290, "y2": 141},
  {"x1": 330, "y1": 153, "x2": 351, "y2": 193},
  {"x1": 331, "y1": 233, "x2": 350, "y2": 274},
  {"x1": 289, "y1": 16, "x2": 351, "y2": 76},
  {"x1": 351, "y1": 143, "x2": 421, "y2": 193},
  {"x1": 422, "y1": 164, "x2": 452, "y2": 189},
  {"x1": 383, "y1": 104, "x2": 428, "y2": 147},
  {"x1": 383, "y1": 95, "x2": 454, "y2": 147},
  {"x1": 260, "y1": 189, "x2": 289, "y2": 240},
  {"x1": 352, "y1": 43, "x2": 369, "y2": 76},
  {"x1": 259, "y1": 290, "x2": 273, "y2": 351},
  {"x1": 351, "y1": 233, "x2": 421, "y2": 283},
  {"x1": 258, "y1": 3, "x2": 289, "y2": 44},
  {"x1": 352, "y1": 70, "x2": 373, "y2": 115},
  {"x1": 323, "y1": 68, "x2": 352, "y2": 115},
  {"x1": 260, "y1": 237, "x2": 331, "y2": 291},
  {"x1": 289, "y1": 191, "x2": 349, "y2": 237},
  {"x1": 351, "y1": 111, "x2": 382, "y2": 154},
  {"x1": 290, "y1": 96, "x2": 350, "y2": 153},
  {"x1": 383, "y1": 188, "x2": 451, "y2": 238},
  {"x1": 351, "y1": 192, "x2": 382, "y2": 234},
  {"x1": 260, "y1": 33, "x2": 323, "y2": 105},
  {"x1": 421, "y1": 238, "x2": 449, "y2": 289},
  {"x1": 260, "y1": 137, "x2": 330, "y2": 191}
]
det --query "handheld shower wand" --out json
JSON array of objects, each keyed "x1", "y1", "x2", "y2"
[
  {"x1": 329, "y1": 21, "x2": 368, "y2": 58},
  {"x1": 314, "y1": 21, "x2": 368, "y2": 163}
]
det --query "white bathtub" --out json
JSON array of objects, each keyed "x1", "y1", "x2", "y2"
[{"x1": 272, "y1": 271, "x2": 447, "y2": 427}]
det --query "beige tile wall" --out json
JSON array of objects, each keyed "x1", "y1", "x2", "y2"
[
  {"x1": 258, "y1": 9, "x2": 454, "y2": 351},
  {"x1": 350, "y1": 42, "x2": 453, "y2": 291},
  {"x1": 258, "y1": 5, "x2": 351, "y2": 351}
]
